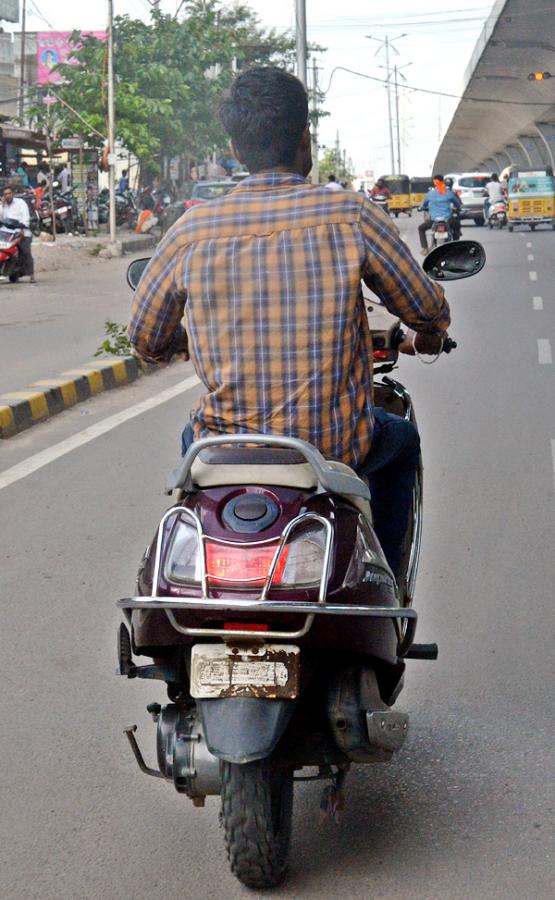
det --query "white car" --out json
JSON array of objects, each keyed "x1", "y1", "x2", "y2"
[{"x1": 446, "y1": 172, "x2": 490, "y2": 226}]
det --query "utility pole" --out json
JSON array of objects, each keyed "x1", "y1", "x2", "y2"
[
  {"x1": 107, "y1": 0, "x2": 117, "y2": 246},
  {"x1": 18, "y1": 0, "x2": 26, "y2": 121},
  {"x1": 384, "y1": 38, "x2": 395, "y2": 174},
  {"x1": 366, "y1": 34, "x2": 406, "y2": 175},
  {"x1": 295, "y1": 0, "x2": 307, "y2": 87},
  {"x1": 311, "y1": 58, "x2": 319, "y2": 184}
]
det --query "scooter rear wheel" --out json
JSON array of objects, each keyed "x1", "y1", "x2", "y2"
[{"x1": 221, "y1": 759, "x2": 294, "y2": 889}]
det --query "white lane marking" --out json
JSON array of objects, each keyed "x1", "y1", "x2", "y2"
[
  {"x1": 519, "y1": 232, "x2": 525, "y2": 237},
  {"x1": 0, "y1": 375, "x2": 201, "y2": 492},
  {"x1": 527, "y1": 254, "x2": 535, "y2": 261},
  {"x1": 533, "y1": 296, "x2": 544, "y2": 310},
  {"x1": 526, "y1": 242, "x2": 533, "y2": 248},
  {"x1": 538, "y1": 339, "x2": 553, "y2": 365},
  {"x1": 529, "y1": 271, "x2": 538, "y2": 281},
  {"x1": 551, "y1": 441, "x2": 555, "y2": 494}
]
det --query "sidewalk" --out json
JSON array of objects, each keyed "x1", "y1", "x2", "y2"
[{"x1": 31, "y1": 229, "x2": 156, "y2": 274}]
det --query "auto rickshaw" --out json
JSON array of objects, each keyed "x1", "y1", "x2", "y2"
[
  {"x1": 410, "y1": 176, "x2": 432, "y2": 208},
  {"x1": 507, "y1": 168, "x2": 555, "y2": 231},
  {"x1": 380, "y1": 175, "x2": 412, "y2": 217}
]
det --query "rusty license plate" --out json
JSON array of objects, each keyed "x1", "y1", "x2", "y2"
[{"x1": 190, "y1": 643, "x2": 300, "y2": 699}]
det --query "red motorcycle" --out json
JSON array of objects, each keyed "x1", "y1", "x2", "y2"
[{"x1": 0, "y1": 219, "x2": 26, "y2": 282}]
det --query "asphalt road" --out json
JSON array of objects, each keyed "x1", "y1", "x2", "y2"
[{"x1": 1, "y1": 220, "x2": 554, "y2": 899}]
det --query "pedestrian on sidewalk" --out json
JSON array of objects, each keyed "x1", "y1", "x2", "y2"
[{"x1": 1, "y1": 185, "x2": 36, "y2": 283}]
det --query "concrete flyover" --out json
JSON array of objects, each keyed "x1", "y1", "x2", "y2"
[{"x1": 434, "y1": 0, "x2": 555, "y2": 174}]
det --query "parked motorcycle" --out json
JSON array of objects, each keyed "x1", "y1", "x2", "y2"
[
  {"x1": 0, "y1": 218, "x2": 26, "y2": 282},
  {"x1": 116, "y1": 241, "x2": 486, "y2": 889},
  {"x1": 488, "y1": 199, "x2": 507, "y2": 229},
  {"x1": 98, "y1": 188, "x2": 138, "y2": 228},
  {"x1": 37, "y1": 183, "x2": 74, "y2": 234}
]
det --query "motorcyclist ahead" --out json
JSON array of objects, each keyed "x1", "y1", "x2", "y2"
[
  {"x1": 485, "y1": 173, "x2": 504, "y2": 218},
  {"x1": 418, "y1": 174, "x2": 462, "y2": 254},
  {"x1": 128, "y1": 67, "x2": 451, "y2": 580},
  {"x1": 370, "y1": 178, "x2": 390, "y2": 199}
]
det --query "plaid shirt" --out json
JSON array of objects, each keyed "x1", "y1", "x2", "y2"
[{"x1": 128, "y1": 173, "x2": 450, "y2": 467}]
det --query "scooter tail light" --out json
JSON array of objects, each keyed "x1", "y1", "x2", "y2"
[
  {"x1": 163, "y1": 520, "x2": 326, "y2": 588},
  {"x1": 373, "y1": 349, "x2": 390, "y2": 360},
  {"x1": 205, "y1": 541, "x2": 288, "y2": 585}
]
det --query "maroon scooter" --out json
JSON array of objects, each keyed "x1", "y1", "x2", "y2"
[{"x1": 117, "y1": 242, "x2": 485, "y2": 890}]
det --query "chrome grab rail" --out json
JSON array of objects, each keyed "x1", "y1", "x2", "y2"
[
  {"x1": 118, "y1": 596, "x2": 418, "y2": 656},
  {"x1": 145, "y1": 506, "x2": 334, "y2": 640}
]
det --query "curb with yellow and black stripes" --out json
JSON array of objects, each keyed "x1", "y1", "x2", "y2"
[{"x1": 0, "y1": 356, "x2": 149, "y2": 439}]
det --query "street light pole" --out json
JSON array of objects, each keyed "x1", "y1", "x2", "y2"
[
  {"x1": 18, "y1": 0, "x2": 26, "y2": 121},
  {"x1": 311, "y1": 58, "x2": 319, "y2": 184},
  {"x1": 107, "y1": 0, "x2": 117, "y2": 246},
  {"x1": 393, "y1": 63, "x2": 411, "y2": 176},
  {"x1": 295, "y1": 0, "x2": 307, "y2": 87}
]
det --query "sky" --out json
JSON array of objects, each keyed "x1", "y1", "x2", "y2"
[{"x1": 9, "y1": 0, "x2": 497, "y2": 176}]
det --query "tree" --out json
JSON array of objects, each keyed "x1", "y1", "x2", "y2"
[
  {"x1": 318, "y1": 147, "x2": 355, "y2": 186},
  {"x1": 27, "y1": 2, "x2": 309, "y2": 178}
]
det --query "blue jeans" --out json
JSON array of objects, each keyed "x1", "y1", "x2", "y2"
[
  {"x1": 180, "y1": 409, "x2": 419, "y2": 577},
  {"x1": 357, "y1": 408, "x2": 420, "y2": 578}
]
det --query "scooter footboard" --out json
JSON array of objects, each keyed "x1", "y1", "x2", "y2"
[{"x1": 198, "y1": 697, "x2": 297, "y2": 764}]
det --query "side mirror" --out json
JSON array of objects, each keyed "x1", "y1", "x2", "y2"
[
  {"x1": 423, "y1": 240, "x2": 486, "y2": 281},
  {"x1": 127, "y1": 257, "x2": 151, "y2": 290}
]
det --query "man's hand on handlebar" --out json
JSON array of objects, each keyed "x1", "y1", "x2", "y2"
[{"x1": 398, "y1": 329, "x2": 445, "y2": 356}]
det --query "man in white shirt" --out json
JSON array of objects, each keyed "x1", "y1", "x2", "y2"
[
  {"x1": 325, "y1": 173, "x2": 343, "y2": 191},
  {"x1": 58, "y1": 164, "x2": 70, "y2": 194},
  {"x1": 0, "y1": 185, "x2": 36, "y2": 283},
  {"x1": 485, "y1": 173, "x2": 504, "y2": 219}
]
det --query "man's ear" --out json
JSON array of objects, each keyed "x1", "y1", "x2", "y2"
[
  {"x1": 300, "y1": 125, "x2": 311, "y2": 150},
  {"x1": 230, "y1": 141, "x2": 243, "y2": 165}
]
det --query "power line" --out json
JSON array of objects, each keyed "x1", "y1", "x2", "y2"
[
  {"x1": 323, "y1": 66, "x2": 555, "y2": 108},
  {"x1": 28, "y1": 0, "x2": 54, "y2": 29}
]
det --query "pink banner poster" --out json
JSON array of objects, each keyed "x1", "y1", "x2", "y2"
[{"x1": 37, "y1": 31, "x2": 106, "y2": 86}]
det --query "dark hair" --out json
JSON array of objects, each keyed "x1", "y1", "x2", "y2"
[
  {"x1": 122, "y1": 169, "x2": 128, "y2": 176},
  {"x1": 433, "y1": 173, "x2": 444, "y2": 181},
  {"x1": 328, "y1": 173, "x2": 337, "y2": 182},
  {"x1": 218, "y1": 67, "x2": 308, "y2": 172},
  {"x1": 3, "y1": 184, "x2": 15, "y2": 193},
  {"x1": 490, "y1": 173, "x2": 499, "y2": 181}
]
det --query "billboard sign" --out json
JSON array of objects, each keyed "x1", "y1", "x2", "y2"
[
  {"x1": 0, "y1": 1, "x2": 19, "y2": 24},
  {"x1": 36, "y1": 31, "x2": 106, "y2": 86}
]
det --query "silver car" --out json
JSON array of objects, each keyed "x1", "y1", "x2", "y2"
[{"x1": 446, "y1": 172, "x2": 490, "y2": 226}]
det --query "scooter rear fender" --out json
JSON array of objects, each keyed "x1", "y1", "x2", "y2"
[{"x1": 197, "y1": 697, "x2": 297, "y2": 764}]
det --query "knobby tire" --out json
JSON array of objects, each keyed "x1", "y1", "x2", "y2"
[{"x1": 221, "y1": 759, "x2": 294, "y2": 890}]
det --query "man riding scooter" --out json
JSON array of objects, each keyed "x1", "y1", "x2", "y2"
[
  {"x1": 128, "y1": 66, "x2": 451, "y2": 581},
  {"x1": 418, "y1": 174, "x2": 462, "y2": 254}
]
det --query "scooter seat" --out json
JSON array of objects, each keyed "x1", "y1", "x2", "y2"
[{"x1": 190, "y1": 448, "x2": 372, "y2": 519}]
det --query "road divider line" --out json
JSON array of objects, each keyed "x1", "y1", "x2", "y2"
[
  {"x1": 527, "y1": 254, "x2": 535, "y2": 261},
  {"x1": 538, "y1": 339, "x2": 552, "y2": 365},
  {"x1": 529, "y1": 271, "x2": 538, "y2": 281},
  {"x1": 526, "y1": 242, "x2": 533, "y2": 248},
  {"x1": 533, "y1": 296, "x2": 543, "y2": 310},
  {"x1": 0, "y1": 375, "x2": 201, "y2": 492}
]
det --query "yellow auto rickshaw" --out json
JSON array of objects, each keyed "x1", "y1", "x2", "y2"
[
  {"x1": 410, "y1": 176, "x2": 432, "y2": 209},
  {"x1": 507, "y1": 168, "x2": 555, "y2": 231},
  {"x1": 380, "y1": 175, "x2": 412, "y2": 217}
]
